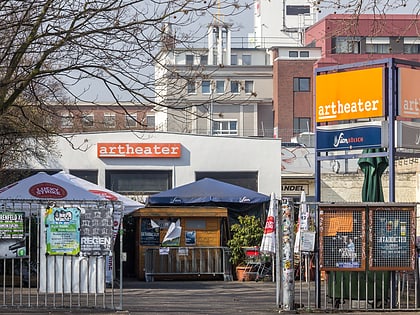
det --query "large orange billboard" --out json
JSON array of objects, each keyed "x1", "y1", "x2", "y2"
[
  {"x1": 398, "y1": 67, "x2": 420, "y2": 118},
  {"x1": 316, "y1": 67, "x2": 384, "y2": 122}
]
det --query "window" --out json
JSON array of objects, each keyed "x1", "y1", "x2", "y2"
[
  {"x1": 125, "y1": 113, "x2": 137, "y2": 128},
  {"x1": 286, "y1": 5, "x2": 310, "y2": 15},
  {"x1": 242, "y1": 54, "x2": 251, "y2": 65},
  {"x1": 333, "y1": 36, "x2": 361, "y2": 54},
  {"x1": 202, "y1": 80, "x2": 211, "y2": 94},
  {"x1": 187, "y1": 80, "x2": 196, "y2": 94},
  {"x1": 293, "y1": 117, "x2": 311, "y2": 134},
  {"x1": 216, "y1": 80, "x2": 225, "y2": 93},
  {"x1": 230, "y1": 81, "x2": 240, "y2": 93},
  {"x1": 231, "y1": 54, "x2": 238, "y2": 65},
  {"x1": 293, "y1": 77, "x2": 310, "y2": 92},
  {"x1": 82, "y1": 114, "x2": 94, "y2": 127},
  {"x1": 146, "y1": 115, "x2": 155, "y2": 128},
  {"x1": 200, "y1": 55, "x2": 208, "y2": 65},
  {"x1": 365, "y1": 37, "x2": 390, "y2": 54},
  {"x1": 186, "y1": 54, "x2": 194, "y2": 65},
  {"x1": 104, "y1": 113, "x2": 116, "y2": 128},
  {"x1": 289, "y1": 51, "x2": 298, "y2": 58},
  {"x1": 61, "y1": 113, "x2": 73, "y2": 128},
  {"x1": 106, "y1": 170, "x2": 172, "y2": 194},
  {"x1": 300, "y1": 51, "x2": 309, "y2": 58},
  {"x1": 212, "y1": 119, "x2": 238, "y2": 135},
  {"x1": 244, "y1": 80, "x2": 254, "y2": 94},
  {"x1": 404, "y1": 37, "x2": 420, "y2": 54},
  {"x1": 69, "y1": 170, "x2": 98, "y2": 184}
]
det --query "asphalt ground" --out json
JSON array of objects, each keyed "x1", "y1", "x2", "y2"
[{"x1": 1, "y1": 279, "x2": 419, "y2": 314}]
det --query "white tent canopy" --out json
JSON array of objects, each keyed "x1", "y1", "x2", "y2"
[
  {"x1": 0, "y1": 171, "x2": 107, "y2": 201},
  {"x1": 52, "y1": 171, "x2": 144, "y2": 214}
]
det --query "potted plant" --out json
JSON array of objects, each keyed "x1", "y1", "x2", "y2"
[{"x1": 227, "y1": 215, "x2": 263, "y2": 281}]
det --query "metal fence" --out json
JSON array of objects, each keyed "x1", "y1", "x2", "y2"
[{"x1": 144, "y1": 247, "x2": 232, "y2": 282}]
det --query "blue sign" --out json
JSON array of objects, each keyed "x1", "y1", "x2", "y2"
[{"x1": 317, "y1": 123, "x2": 383, "y2": 151}]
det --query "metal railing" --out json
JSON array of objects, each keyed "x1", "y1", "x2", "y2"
[{"x1": 144, "y1": 247, "x2": 232, "y2": 282}]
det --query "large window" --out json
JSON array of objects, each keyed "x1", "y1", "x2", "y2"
[
  {"x1": 333, "y1": 36, "x2": 361, "y2": 54},
  {"x1": 404, "y1": 37, "x2": 420, "y2": 54},
  {"x1": 82, "y1": 114, "x2": 94, "y2": 127},
  {"x1": 104, "y1": 113, "x2": 116, "y2": 128},
  {"x1": 186, "y1": 54, "x2": 194, "y2": 65},
  {"x1": 106, "y1": 170, "x2": 172, "y2": 194},
  {"x1": 125, "y1": 113, "x2": 137, "y2": 128},
  {"x1": 212, "y1": 119, "x2": 238, "y2": 135},
  {"x1": 231, "y1": 54, "x2": 238, "y2": 65},
  {"x1": 293, "y1": 117, "x2": 311, "y2": 133},
  {"x1": 187, "y1": 80, "x2": 196, "y2": 94},
  {"x1": 286, "y1": 5, "x2": 310, "y2": 15},
  {"x1": 230, "y1": 81, "x2": 240, "y2": 94},
  {"x1": 146, "y1": 115, "x2": 155, "y2": 129},
  {"x1": 365, "y1": 37, "x2": 390, "y2": 54},
  {"x1": 201, "y1": 80, "x2": 211, "y2": 94},
  {"x1": 69, "y1": 170, "x2": 98, "y2": 184},
  {"x1": 293, "y1": 77, "x2": 310, "y2": 92},
  {"x1": 242, "y1": 54, "x2": 251, "y2": 65},
  {"x1": 216, "y1": 80, "x2": 225, "y2": 94},
  {"x1": 244, "y1": 80, "x2": 254, "y2": 94},
  {"x1": 200, "y1": 55, "x2": 208, "y2": 65}
]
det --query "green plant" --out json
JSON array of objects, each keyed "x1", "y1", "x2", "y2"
[{"x1": 227, "y1": 215, "x2": 263, "y2": 266}]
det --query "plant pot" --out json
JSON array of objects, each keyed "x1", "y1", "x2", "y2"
[{"x1": 235, "y1": 266, "x2": 253, "y2": 281}]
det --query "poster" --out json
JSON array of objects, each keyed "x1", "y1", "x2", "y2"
[
  {"x1": 140, "y1": 218, "x2": 160, "y2": 246},
  {"x1": 45, "y1": 207, "x2": 80, "y2": 256},
  {"x1": 0, "y1": 212, "x2": 26, "y2": 258},
  {"x1": 319, "y1": 206, "x2": 365, "y2": 271},
  {"x1": 185, "y1": 231, "x2": 196, "y2": 246},
  {"x1": 369, "y1": 206, "x2": 416, "y2": 270},
  {"x1": 80, "y1": 207, "x2": 113, "y2": 256}
]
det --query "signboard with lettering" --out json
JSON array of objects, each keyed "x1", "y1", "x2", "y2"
[
  {"x1": 281, "y1": 184, "x2": 309, "y2": 195},
  {"x1": 140, "y1": 218, "x2": 160, "y2": 246},
  {"x1": 97, "y1": 143, "x2": 182, "y2": 158},
  {"x1": 398, "y1": 67, "x2": 420, "y2": 118},
  {"x1": 396, "y1": 121, "x2": 420, "y2": 149},
  {"x1": 45, "y1": 207, "x2": 80, "y2": 256},
  {"x1": 316, "y1": 122, "x2": 384, "y2": 151},
  {"x1": 369, "y1": 205, "x2": 416, "y2": 271},
  {"x1": 319, "y1": 206, "x2": 366, "y2": 271},
  {"x1": 316, "y1": 67, "x2": 384, "y2": 122}
]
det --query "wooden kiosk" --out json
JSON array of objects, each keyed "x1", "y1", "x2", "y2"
[{"x1": 133, "y1": 206, "x2": 230, "y2": 281}]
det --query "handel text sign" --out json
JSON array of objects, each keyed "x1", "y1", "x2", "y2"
[
  {"x1": 97, "y1": 143, "x2": 181, "y2": 158},
  {"x1": 316, "y1": 67, "x2": 384, "y2": 122},
  {"x1": 369, "y1": 205, "x2": 416, "y2": 271}
]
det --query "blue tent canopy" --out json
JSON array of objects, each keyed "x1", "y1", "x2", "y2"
[{"x1": 147, "y1": 178, "x2": 270, "y2": 205}]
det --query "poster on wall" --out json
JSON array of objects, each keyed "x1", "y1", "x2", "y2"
[
  {"x1": 45, "y1": 207, "x2": 80, "y2": 256},
  {"x1": 0, "y1": 212, "x2": 26, "y2": 258},
  {"x1": 369, "y1": 206, "x2": 416, "y2": 271},
  {"x1": 140, "y1": 218, "x2": 160, "y2": 246},
  {"x1": 162, "y1": 219, "x2": 181, "y2": 247},
  {"x1": 319, "y1": 206, "x2": 366, "y2": 271},
  {"x1": 80, "y1": 208, "x2": 113, "y2": 256},
  {"x1": 185, "y1": 231, "x2": 196, "y2": 246}
]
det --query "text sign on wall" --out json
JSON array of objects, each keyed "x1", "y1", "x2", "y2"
[
  {"x1": 317, "y1": 122, "x2": 383, "y2": 151},
  {"x1": 316, "y1": 67, "x2": 384, "y2": 122},
  {"x1": 398, "y1": 67, "x2": 420, "y2": 118},
  {"x1": 369, "y1": 205, "x2": 416, "y2": 271},
  {"x1": 319, "y1": 206, "x2": 366, "y2": 271},
  {"x1": 97, "y1": 143, "x2": 182, "y2": 158}
]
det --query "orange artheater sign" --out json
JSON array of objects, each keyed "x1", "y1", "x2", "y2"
[
  {"x1": 97, "y1": 143, "x2": 181, "y2": 158},
  {"x1": 316, "y1": 67, "x2": 384, "y2": 122}
]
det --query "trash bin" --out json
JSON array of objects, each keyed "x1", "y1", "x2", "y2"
[{"x1": 327, "y1": 270, "x2": 390, "y2": 306}]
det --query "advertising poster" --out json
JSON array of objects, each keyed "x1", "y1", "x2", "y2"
[
  {"x1": 0, "y1": 212, "x2": 26, "y2": 258},
  {"x1": 185, "y1": 231, "x2": 196, "y2": 246},
  {"x1": 45, "y1": 207, "x2": 80, "y2": 256},
  {"x1": 140, "y1": 218, "x2": 160, "y2": 246},
  {"x1": 369, "y1": 206, "x2": 416, "y2": 270},
  {"x1": 80, "y1": 208, "x2": 113, "y2": 256},
  {"x1": 319, "y1": 206, "x2": 366, "y2": 271}
]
